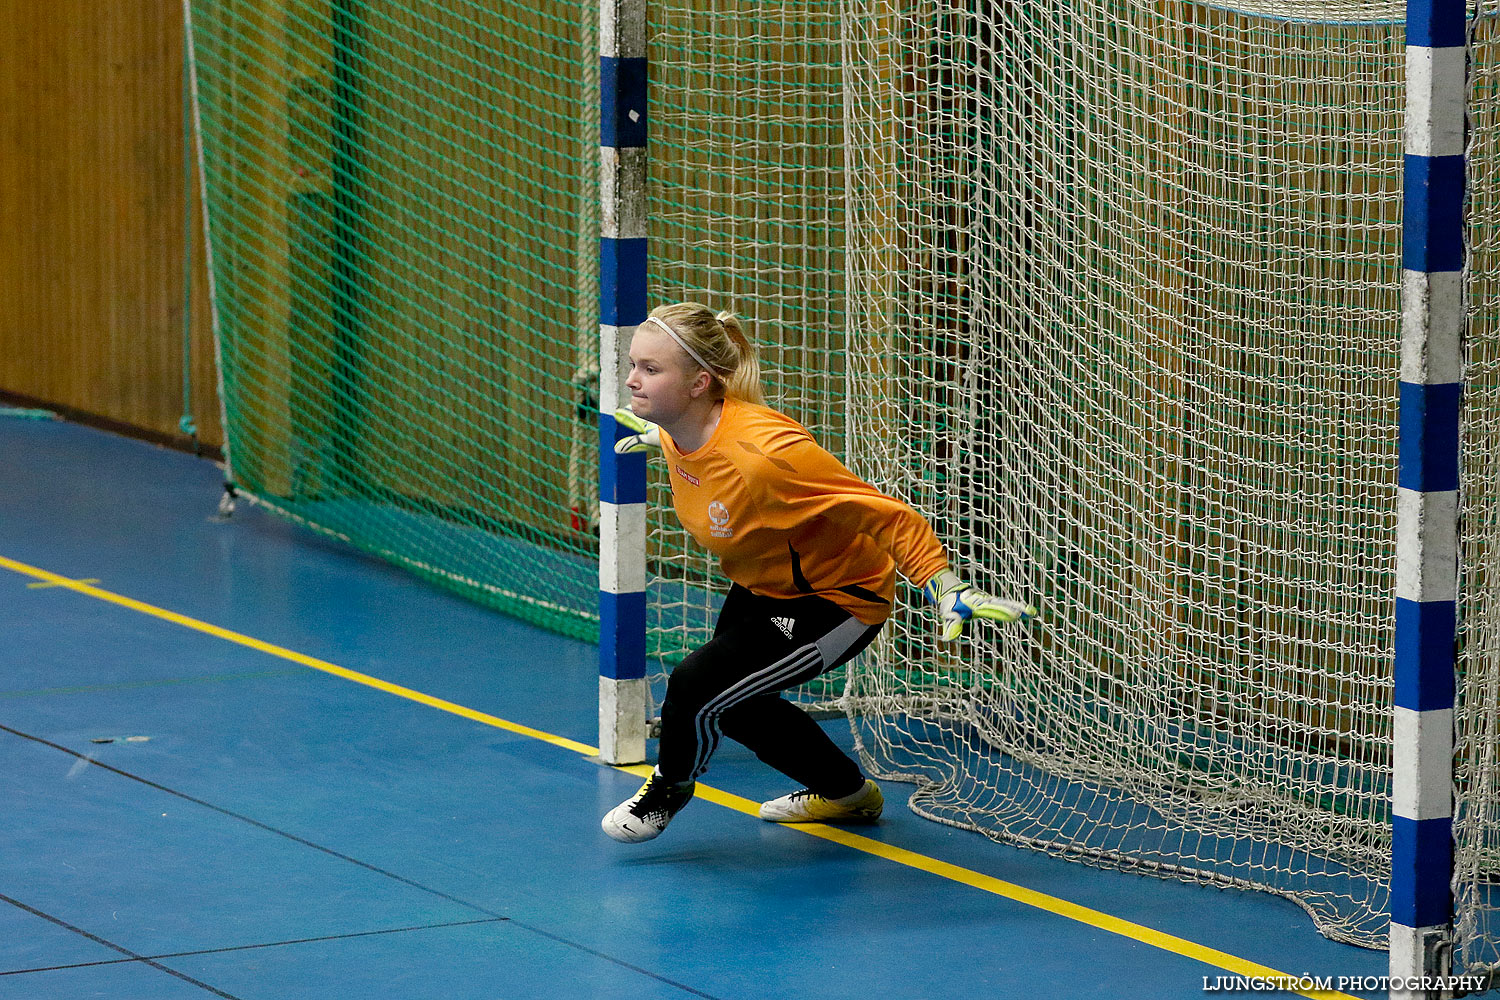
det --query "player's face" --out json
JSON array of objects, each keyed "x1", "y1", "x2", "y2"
[{"x1": 626, "y1": 326, "x2": 706, "y2": 426}]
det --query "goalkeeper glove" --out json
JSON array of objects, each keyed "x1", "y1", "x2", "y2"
[
  {"x1": 923, "y1": 569, "x2": 1036, "y2": 642},
  {"x1": 612, "y1": 408, "x2": 661, "y2": 455}
]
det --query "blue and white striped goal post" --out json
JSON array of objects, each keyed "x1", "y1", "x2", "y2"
[
  {"x1": 598, "y1": 0, "x2": 649, "y2": 766},
  {"x1": 1393, "y1": 0, "x2": 1466, "y2": 993}
]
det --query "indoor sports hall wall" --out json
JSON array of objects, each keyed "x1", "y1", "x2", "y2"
[{"x1": 0, "y1": 0, "x2": 222, "y2": 450}]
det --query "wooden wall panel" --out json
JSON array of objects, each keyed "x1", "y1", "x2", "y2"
[{"x1": 0, "y1": 0, "x2": 222, "y2": 449}]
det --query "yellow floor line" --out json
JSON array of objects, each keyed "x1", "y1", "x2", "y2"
[{"x1": 2, "y1": 552, "x2": 1362, "y2": 1000}]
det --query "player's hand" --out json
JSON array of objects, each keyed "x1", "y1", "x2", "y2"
[
  {"x1": 612, "y1": 408, "x2": 661, "y2": 455},
  {"x1": 923, "y1": 569, "x2": 1036, "y2": 642}
]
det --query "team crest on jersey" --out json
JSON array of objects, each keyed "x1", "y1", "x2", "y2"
[
  {"x1": 708, "y1": 500, "x2": 732, "y2": 537},
  {"x1": 675, "y1": 465, "x2": 700, "y2": 487}
]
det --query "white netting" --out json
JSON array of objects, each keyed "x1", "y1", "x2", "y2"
[
  {"x1": 837, "y1": 0, "x2": 1403, "y2": 948},
  {"x1": 647, "y1": 0, "x2": 1500, "y2": 961},
  {"x1": 1457, "y1": 2, "x2": 1500, "y2": 980}
]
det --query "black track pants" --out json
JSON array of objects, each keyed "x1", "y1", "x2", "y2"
[{"x1": 656, "y1": 585, "x2": 882, "y2": 797}]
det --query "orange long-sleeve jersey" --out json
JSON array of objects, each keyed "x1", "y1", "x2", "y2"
[{"x1": 657, "y1": 397, "x2": 949, "y2": 625}]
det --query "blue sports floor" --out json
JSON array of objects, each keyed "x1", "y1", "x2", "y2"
[{"x1": 0, "y1": 416, "x2": 1390, "y2": 999}]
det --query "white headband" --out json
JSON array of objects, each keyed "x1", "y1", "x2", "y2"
[{"x1": 644, "y1": 315, "x2": 722, "y2": 380}]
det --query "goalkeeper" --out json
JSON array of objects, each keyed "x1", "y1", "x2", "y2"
[{"x1": 602, "y1": 302, "x2": 1036, "y2": 844}]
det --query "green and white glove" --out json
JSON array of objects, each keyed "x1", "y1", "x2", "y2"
[
  {"x1": 612, "y1": 408, "x2": 661, "y2": 455},
  {"x1": 922, "y1": 569, "x2": 1036, "y2": 642}
]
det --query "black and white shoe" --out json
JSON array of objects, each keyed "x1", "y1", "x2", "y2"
[{"x1": 601, "y1": 772, "x2": 696, "y2": 843}]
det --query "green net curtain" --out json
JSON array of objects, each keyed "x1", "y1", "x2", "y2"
[{"x1": 190, "y1": 0, "x2": 601, "y2": 638}]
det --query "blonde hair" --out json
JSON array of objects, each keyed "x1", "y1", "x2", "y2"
[{"x1": 648, "y1": 302, "x2": 764, "y2": 405}]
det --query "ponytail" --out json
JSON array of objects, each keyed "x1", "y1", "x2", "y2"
[{"x1": 715, "y1": 311, "x2": 764, "y2": 405}]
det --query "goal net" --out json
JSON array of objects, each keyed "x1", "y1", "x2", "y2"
[
  {"x1": 838, "y1": 0, "x2": 1408, "y2": 949},
  {"x1": 1459, "y1": 2, "x2": 1500, "y2": 977},
  {"x1": 653, "y1": 0, "x2": 1500, "y2": 961}
]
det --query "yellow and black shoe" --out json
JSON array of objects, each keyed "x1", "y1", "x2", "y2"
[
  {"x1": 602, "y1": 772, "x2": 696, "y2": 843},
  {"x1": 759, "y1": 779, "x2": 883, "y2": 824}
]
